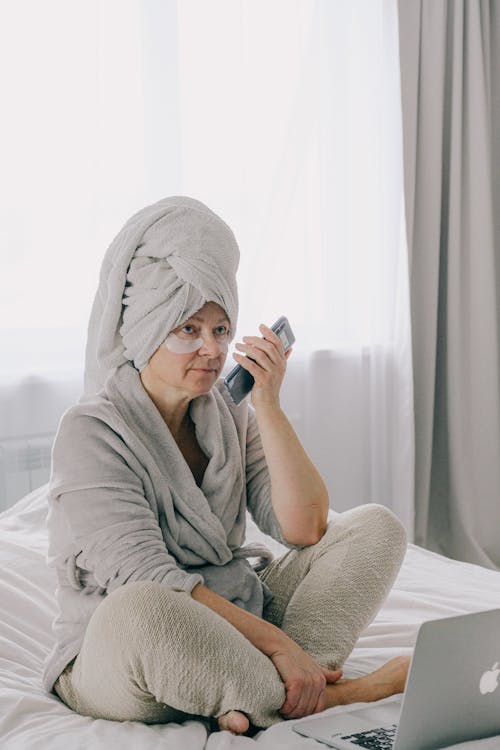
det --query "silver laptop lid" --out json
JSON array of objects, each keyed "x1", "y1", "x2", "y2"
[{"x1": 395, "y1": 608, "x2": 500, "y2": 750}]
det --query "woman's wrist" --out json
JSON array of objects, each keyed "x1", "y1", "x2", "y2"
[
  {"x1": 252, "y1": 400, "x2": 283, "y2": 423},
  {"x1": 255, "y1": 619, "x2": 292, "y2": 656}
]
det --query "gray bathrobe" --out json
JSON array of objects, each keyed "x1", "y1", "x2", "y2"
[{"x1": 42, "y1": 361, "x2": 298, "y2": 694}]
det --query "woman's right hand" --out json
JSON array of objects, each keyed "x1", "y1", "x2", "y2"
[{"x1": 270, "y1": 638, "x2": 343, "y2": 719}]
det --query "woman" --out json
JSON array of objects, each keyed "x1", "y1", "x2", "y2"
[{"x1": 43, "y1": 195, "x2": 409, "y2": 734}]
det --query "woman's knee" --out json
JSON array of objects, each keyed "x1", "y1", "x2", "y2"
[
  {"x1": 356, "y1": 505, "x2": 408, "y2": 578},
  {"x1": 358, "y1": 503, "x2": 406, "y2": 545},
  {"x1": 321, "y1": 503, "x2": 407, "y2": 558}
]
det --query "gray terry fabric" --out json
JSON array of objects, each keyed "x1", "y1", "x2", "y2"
[{"x1": 43, "y1": 361, "x2": 299, "y2": 694}]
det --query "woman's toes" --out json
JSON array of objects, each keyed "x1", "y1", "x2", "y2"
[{"x1": 217, "y1": 709, "x2": 250, "y2": 734}]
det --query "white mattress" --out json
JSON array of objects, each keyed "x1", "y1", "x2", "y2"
[{"x1": 1, "y1": 484, "x2": 500, "y2": 750}]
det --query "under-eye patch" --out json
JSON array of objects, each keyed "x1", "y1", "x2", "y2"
[
  {"x1": 164, "y1": 333, "x2": 204, "y2": 354},
  {"x1": 164, "y1": 324, "x2": 231, "y2": 355}
]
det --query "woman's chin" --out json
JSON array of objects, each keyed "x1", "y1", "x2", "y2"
[{"x1": 188, "y1": 369, "x2": 219, "y2": 392}]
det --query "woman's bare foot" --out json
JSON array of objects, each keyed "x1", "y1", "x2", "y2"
[
  {"x1": 215, "y1": 657, "x2": 410, "y2": 731},
  {"x1": 323, "y1": 656, "x2": 411, "y2": 708},
  {"x1": 217, "y1": 709, "x2": 250, "y2": 734}
]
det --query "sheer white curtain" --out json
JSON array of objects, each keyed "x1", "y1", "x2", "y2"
[
  {"x1": 0, "y1": 0, "x2": 414, "y2": 536},
  {"x1": 176, "y1": 0, "x2": 414, "y2": 535},
  {"x1": 0, "y1": 0, "x2": 178, "y2": 382}
]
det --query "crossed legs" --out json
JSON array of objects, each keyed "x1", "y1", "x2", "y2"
[{"x1": 54, "y1": 504, "x2": 407, "y2": 729}]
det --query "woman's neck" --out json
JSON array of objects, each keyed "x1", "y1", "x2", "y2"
[{"x1": 139, "y1": 370, "x2": 192, "y2": 440}]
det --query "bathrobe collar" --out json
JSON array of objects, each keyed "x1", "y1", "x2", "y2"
[{"x1": 104, "y1": 361, "x2": 247, "y2": 568}]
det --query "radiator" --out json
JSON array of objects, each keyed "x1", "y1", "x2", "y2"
[
  {"x1": 0, "y1": 434, "x2": 54, "y2": 513},
  {"x1": 0, "y1": 370, "x2": 83, "y2": 513}
]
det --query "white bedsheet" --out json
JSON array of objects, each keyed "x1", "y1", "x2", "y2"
[{"x1": 1, "y1": 484, "x2": 499, "y2": 750}]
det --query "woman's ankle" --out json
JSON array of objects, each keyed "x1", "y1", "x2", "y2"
[
  {"x1": 323, "y1": 675, "x2": 375, "y2": 708},
  {"x1": 324, "y1": 656, "x2": 410, "y2": 709}
]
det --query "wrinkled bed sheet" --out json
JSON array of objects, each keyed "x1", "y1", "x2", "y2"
[{"x1": 1, "y1": 484, "x2": 500, "y2": 750}]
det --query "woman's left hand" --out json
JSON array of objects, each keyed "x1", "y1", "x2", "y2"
[{"x1": 233, "y1": 324, "x2": 292, "y2": 410}]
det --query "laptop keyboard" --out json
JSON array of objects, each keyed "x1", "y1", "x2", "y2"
[{"x1": 340, "y1": 723, "x2": 398, "y2": 748}]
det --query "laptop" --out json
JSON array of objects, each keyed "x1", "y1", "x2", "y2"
[{"x1": 292, "y1": 609, "x2": 500, "y2": 750}]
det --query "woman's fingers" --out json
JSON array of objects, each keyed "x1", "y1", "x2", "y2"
[
  {"x1": 280, "y1": 685, "x2": 310, "y2": 718},
  {"x1": 280, "y1": 672, "x2": 326, "y2": 718},
  {"x1": 232, "y1": 352, "x2": 261, "y2": 375},
  {"x1": 279, "y1": 680, "x2": 301, "y2": 716},
  {"x1": 259, "y1": 323, "x2": 286, "y2": 355},
  {"x1": 272, "y1": 645, "x2": 331, "y2": 720},
  {"x1": 237, "y1": 323, "x2": 287, "y2": 362},
  {"x1": 232, "y1": 322, "x2": 290, "y2": 375},
  {"x1": 311, "y1": 693, "x2": 328, "y2": 715},
  {"x1": 282, "y1": 669, "x2": 341, "y2": 717},
  {"x1": 233, "y1": 325, "x2": 292, "y2": 408},
  {"x1": 323, "y1": 667, "x2": 343, "y2": 683},
  {"x1": 234, "y1": 342, "x2": 274, "y2": 370},
  {"x1": 239, "y1": 337, "x2": 283, "y2": 366}
]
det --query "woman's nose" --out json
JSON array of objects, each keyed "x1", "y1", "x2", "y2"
[{"x1": 199, "y1": 336, "x2": 223, "y2": 356}]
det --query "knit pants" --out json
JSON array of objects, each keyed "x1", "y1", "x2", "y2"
[{"x1": 53, "y1": 504, "x2": 407, "y2": 728}]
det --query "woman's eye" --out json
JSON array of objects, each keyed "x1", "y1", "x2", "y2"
[
  {"x1": 215, "y1": 326, "x2": 230, "y2": 337},
  {"x1": 181, "y1": 325, "x2": 196, "y2": 335}
]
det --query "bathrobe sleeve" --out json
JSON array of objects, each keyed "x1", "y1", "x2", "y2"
[
  {"x1": 47, "y1": 411, "x2": 204, "y2": 595},
  {"x1": 244, "y1": 407, "x2": 305, "y2": 550}
]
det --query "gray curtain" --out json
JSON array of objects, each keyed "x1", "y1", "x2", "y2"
[{"x1": 398, "y1": 0, "x2": 500, "y2": 569}]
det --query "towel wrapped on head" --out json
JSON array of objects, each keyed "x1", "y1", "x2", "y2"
[{"x1": 84, "y1": 195, "x2": 240, "y2": 397}]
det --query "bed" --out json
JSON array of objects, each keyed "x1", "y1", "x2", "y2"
[{"x1": 1, "y1": 484, "x2": 500, "y2": 750}]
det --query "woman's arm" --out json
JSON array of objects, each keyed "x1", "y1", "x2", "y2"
[
  {"x1": 191, "y1": 581, "x2": 342, "y2": 719},
  {"x1": 251, "y1": 402, "x2": 328, "y2": 545},
  {"x1": 233, "y1": 324, "x2": 329, "y2": 546}
]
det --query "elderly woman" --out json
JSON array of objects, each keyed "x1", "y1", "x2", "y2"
[{"x1": 43, "y1": 196, "x2": 409, "y2": 735}]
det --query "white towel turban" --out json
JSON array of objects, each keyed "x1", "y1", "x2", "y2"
[{"x1": 83, "y1": 195, "x2": 240, "y2": 397}]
